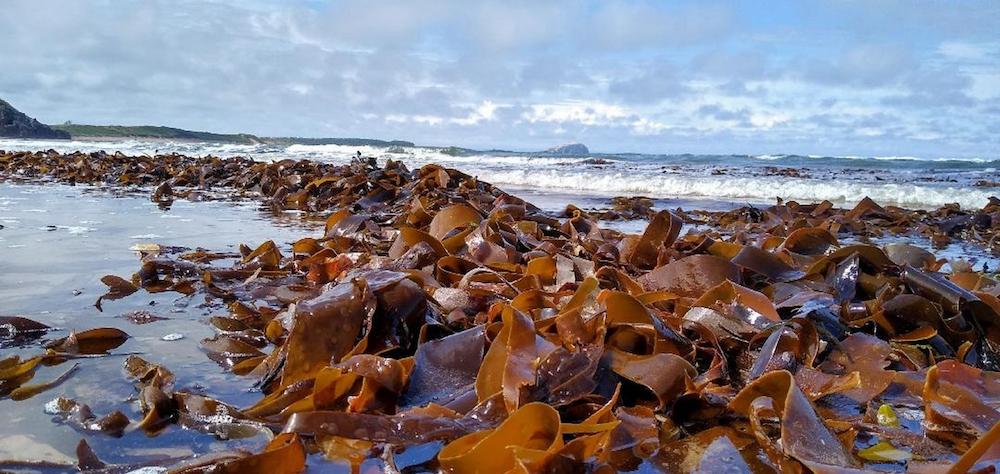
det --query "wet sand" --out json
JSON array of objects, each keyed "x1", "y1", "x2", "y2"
[{"x1": 0, "y1": 183, "x2": 318, "y2": 467}]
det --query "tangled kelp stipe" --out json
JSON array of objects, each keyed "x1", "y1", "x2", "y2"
[{"x1": 2, "y1": 149, "x2": 1000, "y2": 473}]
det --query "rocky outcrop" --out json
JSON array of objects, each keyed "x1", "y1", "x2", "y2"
[
  {"x1": 0, "y1": 99, "x2": 70, "y2": 139},
  {"x1": 542, "y1": 143, "x2": 589, "y2": 155}
]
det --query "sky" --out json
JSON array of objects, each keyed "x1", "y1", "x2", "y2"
[{"x1": 1, "y1": 0, "x2": 997, "y2": 157}]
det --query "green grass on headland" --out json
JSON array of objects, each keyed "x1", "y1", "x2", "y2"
[
  {"x1": 50, "y1": 124, "x2": 415, "y2": 148},
  {"x1": 52, "y1": 124, "x2": 261, "y2": 143}
]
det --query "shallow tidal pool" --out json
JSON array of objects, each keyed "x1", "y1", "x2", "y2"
[{"x1": 0, "y1": 182, "x2": 320, "y2": 470}]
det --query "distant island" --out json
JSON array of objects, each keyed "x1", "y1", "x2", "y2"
[
  {"x1": 542, "y1": 143, "x2": 589, "y2": 155},
  {"x1": 437, "y1": 143, "x2": 591, "y2": 157}
]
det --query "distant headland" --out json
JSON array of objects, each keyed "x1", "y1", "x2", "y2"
[
  {"x1": 0, "y1": 98, "x2": 586, "y2": 155},
  {"x1": 0, "y1": 99, "x2": 70, "y2": 139},
  {"x1": 50, "y1": 123, "x2": 415, "y2": 148},
  {"x1": 0, "y1": 98, "x2": 413, "y2": 148}
]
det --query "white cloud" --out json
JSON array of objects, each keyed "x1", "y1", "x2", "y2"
[
  {"x1": 630, "y1": 118, "x2": 669, "y2": 136},
  {"x1": 855, "y1": 127, "x2": 885, "y2": 137},
  {"x1": 452, "y1": 101, "x2": 499, "y2": 126},
  {"x1": 970, "y1": 73, "x2": 1000, "y2": 100},
  {"x1": 749, "y1": 112, "x2": 791, "y2": 129},
  {"x1": 587, "y1": 3, "x2": 734, "y2": 50},
  {"x1": 0, "y1": 0, "x2": 995, "y2": 157},
  {"x1": 286, "y1": 83, "x2": 313, "y2": 95},
  {"x1": 523, "y1": 102, "x2": 631, "y2": 126},
  {"x1": 938, "y1": 41, "x2": 995, "y2": 61},
  {"x1": 385, "y1": 114, "x2": 445, "y2": 126}
]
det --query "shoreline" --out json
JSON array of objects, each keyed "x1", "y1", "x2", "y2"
[
  {"x1": 2, "y1": 148, "x2": 998, "y2": 246},
  {"x1": 3, "y1": 136, "x2": 997, "y2": 211}
]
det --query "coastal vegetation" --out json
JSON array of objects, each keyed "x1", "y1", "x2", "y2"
[
  {"x1": 53, "y1": 124, "x2": 416, "y2": 148},
  {"x1": 2, "y1": 97, "x2": 415, "y2": 147},
  {"x1": 52, "y1": 123, "x2": 261, "y2": 143}
]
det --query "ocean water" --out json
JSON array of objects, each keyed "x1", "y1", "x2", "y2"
[{"x1": 1, "y1": 138, "x2": 997, "y2": 210}]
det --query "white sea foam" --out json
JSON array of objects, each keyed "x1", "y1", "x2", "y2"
[
  {"x1": 868, "y1": 155, "x2": 995, "y2": 163},
  {"x1": 59, "y1": 225, "x2": 96, "y2": 234},
  {"x1": 472, "y1": 168, "x2": 996, "y2": 210},
  {"x1": 748, "y1": 153, "x2": 996, "y2": 163},
  {"x1": 2, "y1": 138, "x2": 994, "y2": 209},
  {"x1": 286, "y1": 143, "x2": 385, "y2": 156},
  {"x1": 42, "y1": 398, "x2": 63, "y2": 415}
]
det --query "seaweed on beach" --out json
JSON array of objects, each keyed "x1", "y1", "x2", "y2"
[
  {"x1": 1, "y1": 150, "x2": 1000, "y2": 472},
  {"x1": 1, "y1": 317, "x2": 128, "y2": 404}
]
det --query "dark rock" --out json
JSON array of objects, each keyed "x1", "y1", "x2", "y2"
[
  {"x1": 542, "y1": 143, "x2": 589, "y2": 155},
  {"x1": 0, "y1": 99, "x2": 70, "y2": 139}
]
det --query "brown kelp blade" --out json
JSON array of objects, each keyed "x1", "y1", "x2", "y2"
[
  {"x1": 0, "y1": 316, "x2": 51, "y2": 347},
  {"x1": 45, "y1": 327, "x2": 129, "y2": 355}
]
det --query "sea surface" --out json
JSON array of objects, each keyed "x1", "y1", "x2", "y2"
[{"x1": 2, "y1": 138, "x2": 998, "y2": 210}]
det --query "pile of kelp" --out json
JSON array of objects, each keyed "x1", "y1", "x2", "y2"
[
  {"x1": 587, "y1": 194, "x2": 1000, "y2": 255},
  {"x1": 4, "y1": 148, "x2": 1000, "y2": 253},
  {"x1": 1, "y1": 150, "x2": 1000, "y2": 473}
]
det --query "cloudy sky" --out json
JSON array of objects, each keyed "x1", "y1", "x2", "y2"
[{"x1": 1, "y1": 0, "x2": 997, "y2": 157}]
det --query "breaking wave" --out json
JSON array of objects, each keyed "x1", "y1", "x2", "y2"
[
  {"x1": 2, "y1": 138, "x2": 996, "y2": 210},
  {"x1": 471, "y1": 169, "x2": 994, "y2": 210}
]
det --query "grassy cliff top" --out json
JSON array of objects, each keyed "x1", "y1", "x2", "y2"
[
  {"x1": 51, "y1": 124, "x2": 261, "y2": 143},
  {"x1": 51, "y1": 123, "x2": 415, "y2": 147}
]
